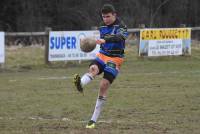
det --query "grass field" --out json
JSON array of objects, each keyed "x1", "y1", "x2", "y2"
[{"x1": 0, "y1": 45, "x2": 200, "y2": 134}]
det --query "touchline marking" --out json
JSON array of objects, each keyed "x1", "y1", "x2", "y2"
[
  {"x1": 0, "y1": 116, "x2": 164, "y2": 126},
  {"x1": 126, "y1": 70, "x2": 200, "y2": 76},
  {"x1": 8, "y1": 70, "x2": 200, "y2": 82},
  {"x1": 8, "y1": 76, "x2": 74, "y2": 82},
  {"x1": 37, "y1": 76, "x2": 73, "y2": 80},
  {"x1": 0, "y1": 116, "x2": 128, "y2": 124}
]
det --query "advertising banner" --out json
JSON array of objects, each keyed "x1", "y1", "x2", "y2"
[
  {"x1": 139, "y1": 28, "x2": 191, "y2": 56},
  {"x1": 0, "y1": 32, "x2": 5, "y2": 63},
  {"x1": 49, "y1": 31, "x2": 100, "y2": 61}
]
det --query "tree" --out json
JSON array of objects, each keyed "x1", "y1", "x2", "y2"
[
  {"x1": 149, "y1": 0, "x2": 171, "y2": 27},
  {"x1": 0, "y1": 0, "x2": 200, "y2": 32}
]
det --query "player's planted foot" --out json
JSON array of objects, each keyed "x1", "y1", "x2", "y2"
[
  {"x1": 73, "y1": 74, "x2": 83, "y2": 93},
  {"x1": 86, "y1": 120, "x2": 96, "y2": 129}
]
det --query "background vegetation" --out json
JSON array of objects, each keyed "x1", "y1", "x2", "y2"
[{"x1": 0, "y1": 0, "x2": 200, "y2": 32}]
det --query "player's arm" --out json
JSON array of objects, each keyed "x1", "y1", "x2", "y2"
[{"x1": 104, "y1": 23, "x2": 128, "y2": 43}]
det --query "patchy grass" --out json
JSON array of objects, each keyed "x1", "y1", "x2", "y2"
[{"x1": 0, "y1": 45, "x2": 200, "y2": 134}]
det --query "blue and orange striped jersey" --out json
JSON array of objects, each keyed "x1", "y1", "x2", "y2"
[{"x1": 98, "y1": 18, "x2": 128, "y2": 57}]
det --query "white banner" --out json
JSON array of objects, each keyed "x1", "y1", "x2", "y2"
[
  {"x1": 49, "y1": 31, "x2": 100, "y2": 61},
  {"x1": 148, "y1": 40, "x2": 182, "y2": 56},
  {"x1": 0, "y1": 32, "x2": 5, "y2": 63}
]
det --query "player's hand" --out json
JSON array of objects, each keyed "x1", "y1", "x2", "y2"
[{"x1": 96, "y1": 39, "x2": 105, "y2": 44}]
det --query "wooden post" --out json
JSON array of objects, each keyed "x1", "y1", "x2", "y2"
[
  {"x1": 91, "y1": 26, "x2": 98, "y2": 30},
  {"x1": 180, "y1": 24, "x2": 186, "y2": 28},
  {"x1": 44, "y1": 27, "x2": 52, "y2": 65},
  {"x1": 139, "y1": 24, "x2": 145, "y2": 29},
  {"x1": 0, "y1": 63, "x2": 4, "y2": 69}
]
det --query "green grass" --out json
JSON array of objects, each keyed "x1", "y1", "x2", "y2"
[{"x1": 0, "y1": 45, "x2": 200, "y2": 134}]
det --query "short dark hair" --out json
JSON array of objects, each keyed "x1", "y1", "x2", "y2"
[{"x1": 101, "y1": 4, "x2": 116, "y2": 14}]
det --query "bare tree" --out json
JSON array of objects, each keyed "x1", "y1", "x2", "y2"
[{"x1": 149, "y1": 0, "x2": 171, "y2": 27}]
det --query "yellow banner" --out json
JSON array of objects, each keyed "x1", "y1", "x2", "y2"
[{"x1": 141, "y1": 28, "x2": 191, "y2": 40}]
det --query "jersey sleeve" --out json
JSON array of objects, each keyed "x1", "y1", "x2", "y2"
[{"x1": 104, "y1": 22, "x2": 128, "y2": 43}]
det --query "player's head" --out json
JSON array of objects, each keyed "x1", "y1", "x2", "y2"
[{"x1": 101, "y1": 4, "x2": 117, "y2": 25}]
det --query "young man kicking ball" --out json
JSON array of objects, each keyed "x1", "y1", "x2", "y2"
[{"x1": 74, "y1": 4, "x2": 128, "y2": 128}]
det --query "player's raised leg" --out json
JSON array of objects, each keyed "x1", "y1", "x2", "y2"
[{"x1": 73, "y1": 64, "x2": 99, "y2": 93}]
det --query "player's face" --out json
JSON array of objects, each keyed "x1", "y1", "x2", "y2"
[{"x1": 102, "y1": 13, "x2": 116, "y2": 25}]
